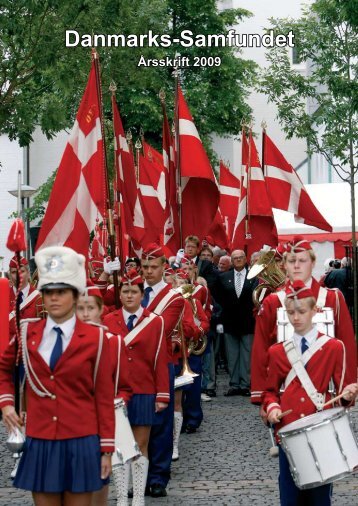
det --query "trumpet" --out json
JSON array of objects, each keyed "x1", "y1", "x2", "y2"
[
  {"x1": 175, "y1": 284, "x2": 207, "y2": 355},
  {"x1": 174, "y1": 320, "x2": 198, "y2": 389},
  {"x1": 247, "y1": 250, "x2": 286, "y2": 308}
]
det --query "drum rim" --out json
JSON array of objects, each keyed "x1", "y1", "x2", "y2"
[
  {"x1": 278, "y1": 407, "x2": 348, "y2": 437},
  {"x1": 291, "y1": 467, "x2": 355, "y2": 490}
]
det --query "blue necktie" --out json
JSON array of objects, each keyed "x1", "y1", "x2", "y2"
[
  {"x1": 127, "y1": 314, "x2": 137, "y2": 331},
  {"x1": 301, "y1": 337, "x2": 309, "y2": 355},
  {"x1": 50, "y1": 327, "x2": 63, "y2": 371},
  {"x1": 18, "y1": 291, "x2": 24, "y2": 305},
  {"x1": 141, "y1": 287, "x2": 153, "y2": 308}
]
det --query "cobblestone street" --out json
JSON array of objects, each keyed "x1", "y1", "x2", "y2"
[{"x1": 0, "y1": 373, "x2": 357, "y2": 505}]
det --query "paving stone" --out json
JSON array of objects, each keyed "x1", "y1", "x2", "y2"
[{"x1": 0, "y1": 372, "x2": 357, "y2": 505}]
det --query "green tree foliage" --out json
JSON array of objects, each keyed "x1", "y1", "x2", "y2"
[
  {"x1": 259, "y1": 0, "x2": 358, "y2": 334},
  {"x1": 0, "y1": 0, "x2": 256, "y2": 155}
]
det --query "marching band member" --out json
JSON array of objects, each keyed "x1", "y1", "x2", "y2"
[
  {"x1": 263, "y1": 280, "x2": 358, "y2": 506},
  {"x1": 251, "y1": 235, "x2": 357, "y2": 411},
  {"x1": 104, "y1": 269, "x2": 169, "y2": 506},
  {"x1": 0, "y1": 246, "x2": 115, "y2": 506},
  {"x1": 124, "y1": 257, "x2": 141, "y2": 274},
  {"x1": 8, "y1": 256, "x2": 43, "y2": 336},
  {"x1": 172, "y1": 270, "x2": 209, "y2": 458},
  {"x1": 76, "y1": 281, "x2": 132, "y2": 506},
  {"x1": 140, "y1": 243, "x2": 184, "y2": 498},
  {"x1": 180, "y1": 255, "x2": 212, "y2": 320}
]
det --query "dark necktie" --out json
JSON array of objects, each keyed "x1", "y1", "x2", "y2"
[
  {"x1": 141, "y1": 287, "x2": 153, "y2": 308},
  {"x1": 127, "y1": 314, "x2": 137, "y2": 331},
  {"x1": 301, "y1": 337, "x2": 309, "y2": 355},
  {"x1": 18, "y1": 291, "x2": 24, "y2": 305},
  {"x1": 50, "y1": 327, "x2": 63, "y2": 371}
]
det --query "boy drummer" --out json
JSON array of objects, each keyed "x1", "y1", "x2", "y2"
[{"x1": 263, "y1": 280, "x2": 358, "y2": 506}]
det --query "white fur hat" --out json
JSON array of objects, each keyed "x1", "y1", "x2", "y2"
[{"x1": 35, "y1": 246, "x2": 86, "y2": 293}]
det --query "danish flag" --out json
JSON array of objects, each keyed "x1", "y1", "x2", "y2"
[
  {"x1": 36, "y1": 60, "x2": 106, "y2": 258},
  {"x1": 112, "y1": 96, "x2": 146, "y2": 249},
  {"x1": 263, "y1": 133, "x2": 332, "y2": 232},
  {"x1": 219, "y1": 161, "x2": 240, "y2": 240},
  {"x1": 178, "y1": 85, "x2": 220, "y2": 242},
  {"x1": 232, "y1": 131, "x2": 277, "y2": 257}
]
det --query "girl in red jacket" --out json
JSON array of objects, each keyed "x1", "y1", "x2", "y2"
[
  {"x1": 0, "y1": 246, "x2": 115, "y2": 506},
  {"x1": 76, "y1": 280, "x2": 132, "y2": 506},
  {"x1": 104, "y1": 269, "x2": 169, "y2": 506}
]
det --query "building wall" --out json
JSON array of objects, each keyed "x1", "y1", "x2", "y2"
[{"x1": 213, "y1": 0, "x2": 309, "y2": 179}]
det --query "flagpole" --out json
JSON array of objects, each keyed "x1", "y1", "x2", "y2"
[
  {"x1": 261, "y1": 120, "x2": 267, "y2": 177},
  {"x1": 173, "y1": 59, "x2": 183, "y2": 248},
  {"x1": 92, "y1": 49, "x2": 120, "y2": 308},
  {"x1": 245, "y1": 126, "x2": 252, "y2": 241},
  {"x1": 109, "y1": 83, "x2": 124, "y2": 268}
]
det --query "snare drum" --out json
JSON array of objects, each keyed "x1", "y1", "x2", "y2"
[
  {"x1": 278, "y1": 407, "x2": 358, "y2": 489},
  {"x1": 112, "y1": 399, "x2": 141, "y2": 467}
]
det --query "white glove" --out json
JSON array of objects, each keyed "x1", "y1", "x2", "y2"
[
  {"x1": 103, "y1": 256, "x2": 121, "y2": 274},
  {"x1": 174, "y1": 248, "x2": 185, "y2": 267},
  {"x1": 216, "y1": 324, "x2": 224, "y2": 334}
]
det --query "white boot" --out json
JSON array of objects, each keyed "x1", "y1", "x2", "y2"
[
  {"x1": 112, "y1": 462, "x2": 130, "y2": 506},
  {"x1": 172, "y1": 411, "x2": 183, "y2": 461},
  {"x1": 131, "y1": 456, "x2": 149, "y2": 506}
]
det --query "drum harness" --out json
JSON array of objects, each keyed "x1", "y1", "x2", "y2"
[{"x1": 283, "y1": 338, "x2": 332, "y2": 412}]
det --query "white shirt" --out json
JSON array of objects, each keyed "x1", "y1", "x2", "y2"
[
  {"x1": 38, "y1": 314, "x2": 76, "y2": 366},
  {"x1": 293, "y1": 327, "x2": 319, "y2": 356},
  {"x1": 13, "y1": 283, "x2": 30, "y2": 299},
  {"x1": 234, "y1": 268, "x2": 246, "y2": 297},
  {"x1": 143, "y1": 279, "x2": 167, "y2": 305},
  {"x1": 123, "y1": 307, "x2": 143, "y2": 328}
]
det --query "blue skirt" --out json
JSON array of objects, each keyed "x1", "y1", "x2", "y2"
[
  {"x1": 127, "y1": 394, "x2": 156, "y2": 426},
  {"x1": 14, "y1": 435, "x2": 107, "y2": 493}
]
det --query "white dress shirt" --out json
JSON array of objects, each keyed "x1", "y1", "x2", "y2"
[
  {"x1": 234, "y1": 268, "x2": 246, "y2": 298},
  {"x1": 123, "y1": 307, "x2": 144, "y2": 328},
  {"x1": 13, "y1": 283, "x2": 30, "y2": 299},
  {"x1": 143, "y1": 279, "x2": 167, "y2": 305},
  {"x1": 38, "y1": 314, "x2": 76, "y2": 366},
  {"x1": 293, "y1": 326, "x2": 319, "y2": 356}
]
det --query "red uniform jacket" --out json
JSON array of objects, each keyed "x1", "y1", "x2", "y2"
[
  {"x1": 173, "y1": 298, "x2": 210, "y2": 365},
  {"x1": 0, "y1": 319, "x2": 115, "y2": 452},
  {"x1": 106, "y1": 331, "x2": 132, "y2": 404},
  {"x1": 147, "y1": 284, "x2": 185, "y2": 362},
  {"x1": 251, "y1": 279, "x2": 357, "y2": 404},
  {"x1": 262, "y1": 334, "x2": 353, "y2": 439},
  {"x1": 193, "y1": 283, "x2": 212, "y2": 320},
  {"x1": 9, "y1": 285, "x2": 43, "y2": 336},
  {"x1": 104, "y1": 308, "x2": 170, "y2": 404}
]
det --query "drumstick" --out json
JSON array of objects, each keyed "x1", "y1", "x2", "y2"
[
  {"x1": 277, "y1": 409, "x2": 292, "y2": 420},
  {"x1": 323, "y1": 390, "x2": 350, "y2": 408}
]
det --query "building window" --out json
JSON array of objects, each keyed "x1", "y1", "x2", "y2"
[{"x1": 292, "y1": 47, "x2": 300, "y2": 65}]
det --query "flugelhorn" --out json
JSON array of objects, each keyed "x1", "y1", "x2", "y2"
[
  {"x1": 247, "y1": 250, "x2": 286, "y2": 307},
  {"x1": 174, "y1": 320, "x2": 198, "y2": 389},
  {"x1": 175, "y1": 284, "x2": 207, "y2": 355}
]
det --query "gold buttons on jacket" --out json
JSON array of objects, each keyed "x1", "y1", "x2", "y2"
[
  {"x1": 51, "y1": 395, "x2": 56, "y2": 400},
  {"x1": 53, "y1": 416, "x2": 58, "y2": 421},
  {"x1": 300, "y1": 397, "x2": 305, "y2": 403},
  {"x1": 129, "y1": 346, "x2": 133, "y2": 350},
  {"x1": 50, "y1": 375, "x2": 54, "y2": 380},
  {"x1": 128, "y1": 358, "x2": 133, "y2": 361},
  {"x1": 300, "y1": 414, "x2": 305, "y2": 418}
]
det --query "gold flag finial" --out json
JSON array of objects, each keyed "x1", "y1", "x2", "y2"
[{"x1": 109, "y1": 81, "x2": 117, "y2": 93}]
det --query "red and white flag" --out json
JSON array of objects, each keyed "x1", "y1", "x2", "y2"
[
  {"x1": 112, "y1": 96, "x2": 146, "y2": 250},
  {"x1": 263, "y1": 133, "x2": 332, "y2": 232},
  {"x1": 232, "y1": 131, "x2": 278, "y2": 257},
  {"x1": 36, "y1": 60, "x2": 106, "y2": 258},
  {"x1": 219, "y1": 161, "x2": 240, "y2": 241},
  {"x1": 178, "y1": 85, "x2": 220, "y2": 242},
  {"x1": 139, "y1": 142, "x2": 167, "y2": 242},
  {"x1": 162, "y1": 104, "x2": 180, "y2": 254}
]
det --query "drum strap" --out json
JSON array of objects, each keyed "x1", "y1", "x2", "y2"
[
  {"x1": 283, "y1": 339, "x2": 325, "y2": 411},
  {"x1": 284, "y1": 335, "x2": 331, "y2": 389},
  {"x1": 9, "y1": 290, "x2": 40, "y2": 322}
]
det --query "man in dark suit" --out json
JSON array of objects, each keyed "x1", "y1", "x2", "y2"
[{"x1": 216, "y1": 250, "x2": 258, "y2": 396}]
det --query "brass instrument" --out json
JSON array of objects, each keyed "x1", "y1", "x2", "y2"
[
  {"x1": 175, "y1": 284, "x2": 207, "y2": 355},
  {"x1": 174, "y1": 320, "x2": 198, "y2": 389},
  {"x1": 35, "y1": 294, "x2": 48, "y2": 319},
  {"x1": 247, "y1": 250, "x2": 286, "y2": 308}
]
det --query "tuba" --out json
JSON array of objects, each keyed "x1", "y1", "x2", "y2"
[
  {"x1": 247, "y1": 250, "x2": 286, "y2": 308},
  {"x1": 175, "y1": 284, "x2": 207, "y2": 355}
]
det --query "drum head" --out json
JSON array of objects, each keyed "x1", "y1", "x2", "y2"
[{"x1": 279, "y1": 407, "x2": 344, "y2": 435}]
